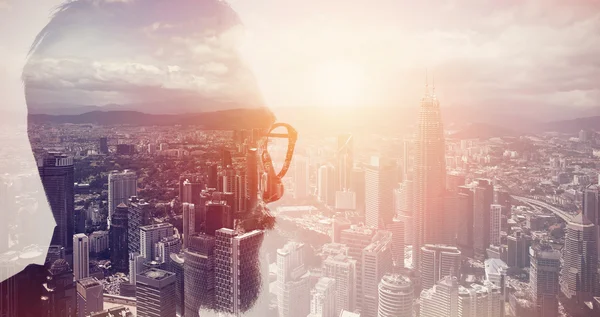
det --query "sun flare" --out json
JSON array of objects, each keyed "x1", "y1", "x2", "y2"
[{"x1": 312, "y1": 60, "x2": 365, "y2": 108}]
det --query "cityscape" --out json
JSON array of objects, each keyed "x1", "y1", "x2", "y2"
[{"x1": 1, "y1": 0, "x2": 600, "y2": 317}]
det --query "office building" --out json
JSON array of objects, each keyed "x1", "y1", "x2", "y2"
[
  {"x1": 401, "y1": 139, "x2": 412, "y2": 182},
  {"x1": 413, "y1": 81, "x2": 446, "y2": 269},
  {"x1": 350, "y1": 167, "x2": 366, "y2": 214},
  {"x1": 335, "y1": 191, "x2": 357, "y2": 210},
  {"x1": 38, "y1": 152, "x2": 75, "y2": 256},
  {"x1": 73, "y1": 233, "x2": 89, "y2": 281},
  {"x1": 507, "y1": 232, "x2": 531, "y2": 268},
  {"x1": 420, "y1": 276, "x2": 459, "y2": 317},
  {"x1": 308, "y1": 277, "x2": 336, "y2": 317},
  {"x1": 215, "y1": 229, "x2": 264, "y2": 315},
  {"x1": 456, "y1": 186, "x2": 474, "y2": 256},
  {"x1": 136, "y1": 268, "x2": 177, "y2": 317},
  {"x1": 365, "y1": 157, "x2": 396, "y2": 229},
  {"x1": 331, "y1": 215, "x2": 352, "y2": 244},
  {"x1": 181, "y1": 177, "x2": 204, "y2": 205},
  {"x1": 182, "y1": 202, "x2": 194, "y2": 248},
  {"x1": 277, "y1": 242, "x2": 311, "y2": 317},
  {"x1": 169, "y1": 252, "x2": 185, "y2": 316},
  {"x1": 337, "y1": 134, "x2": 354, "y2": 191},
  {"x1": 446, "y1": 172, "x2": 465, "y2": 192},
  {"x1": 377, "y1": 274, "x2": 413, "y2": 317},
  {"x1": 529, "y1": 243, "x2": 560, "y2": 317},
  {"x1": 204, "y1": 201, "x2": 233, "y2": 236},
  {"x1": 155, "y1": 235, "x2": 181, "y2": 264},
  {"x1": 322, "y1": 254, "x2": 356, "y2": 315},
  {"x1": 246, "y1": 148, "x2": 259, "y2": 212},
  {"x1": 561, "y1": 213, "x2": 598, "y2": 303},
  {"x1": 490, "y1": 204, "x2": 503, "y2": 247},
  {"x1": 41, "y1": 259, "x2": 76, "y2": 317},
  {"x1": 420, "y1": 244, "x2": 461, "y2": 290},
  {"x1": 184, "y1": 234, "x2": 216, "y2": 315},
  {"x1": 361, "y1": 231, "x2": 393, "y2": 317},
  {"x1": 473, "y1": 179, "x2": 493, "y2": 256},
  {"x1": 99, "y1": 137, "x2": 109, "y2": 154},
  {"x1": 386, "y1": 218, "x2": 405, "y2": 267},
  {"x1": 484, "y1": 258, "x2": 507, "y2": 290},
  {"x1": 318, "y1": 164, "x2": 337, "y2": 207},
  {"x1": 88, "y1": 231, "x2": 109, "y2": 254},
  {"x1": 140, "y1": 223, "x2": 174, "y2": 262},
  {"x1": 76, "y1": 277, "x2": 103, "y2": 317},
  {"x1": 294, "y1": 155, "x2": 310, "y2": 199},
  {"x1": 108, "y1": 170, "x2": 137, "y2": 225},
  {"x1": 340, "y1": 225, "x2": 375, "y2": 312},
  {"x1": 110, "y1": 203, "x2": 129, "y2": 272},
  {"x1": 88, "y1": 306, "x2": 133, "y2": 317},
  {"x1": 457, "y1": 282, "x2": 503, "y2": 317}
]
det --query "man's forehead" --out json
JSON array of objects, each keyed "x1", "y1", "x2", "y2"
[{"x1": 23, "y1": 0, "x2": 265, "y2": 114}]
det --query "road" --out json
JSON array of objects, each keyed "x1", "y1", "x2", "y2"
[{"x1": 512, "y1": 195, "x2": 574, "y2": 222}]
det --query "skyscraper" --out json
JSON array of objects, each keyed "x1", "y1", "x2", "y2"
[
  {"x1": 182, "y1": 202, "x2": 194, "y2": 248},
  {"x1": 457, "y1": 282, "x2": 503, "y2": 317},
  {"x1": 340, "y1": 225, "x2": 375, "y2": 312},
  {"x1": 73, "y1": 233, "x2": 89, "y2": 281},
  {"x1": 169, "y1": 252, "x2": 185, "y2": 316},
  {"x1": 246, "y1": 148, "x2": 259, "y2": 212},
  {"x1": 420, "y1": 244, "x2": 461, "y2": 291},
  {"x1": 473, "y1": 179, "x2": 494, "y2": 256},
  {"x1": 139, "y1": 223, "x2": 174, "y2": 262},
  {"x1": 318, "y1": 164, "x2": 337, "y2": 207},
  {"x1": 38, "y1": 152, "x2": 75, "y2": 256},
  {"x1": 204, "y1": 201, "x2": 233, "y2": 236},
  {"x1": 507, "y1": 232, "x2": 531, "y2": 268},
  {"x1": 365, "y1": 157, "x2": 396, "y2": 229},
  {"x1": 136, "y1": 269, "x2": 177, "y2": 317},
  {"x1": 128, "y1": 196, "x2": 151, "y2": 255},
  {"x1": 377, "y1": 274, "x2": 413, "y2": 317},
  {"x1": 322, "y1": 254, "x2": 356, "y2": 315},
  {"x1": 401, "y1": 139, "x2": 412, "y2": 183},
  {"x1": 184, "y1": 234, "x2": 216, "y2": 316},
  {"x1": 529, "y1": 243, "x2": 560, "y2": 317},
  {"x1": 110, "y1": 203, "x2": 129, "y2": 272},
  {"x1": 99, "y1": 137, "x2": 108, "y2": 154},
  {"x1": 413, "y1": 80, "x2": 446, "y2": 269},
  {"x1": 456, "y1": 186, "x2": 474, "y2": 256},
  {"x1": 386, "y1": 218, "x2": 405, "y2": 267},
  {"x1": 337, "y1": 134, "x2": 354, "y2": 191},
  {"x1": 490, "y1": 204, "x2": 503, "y2": 247},
  {"x1": 41, "y1": 259, "x2": 77, "y2": 317},
  {"x1": 351, "y1": 167, "x2": 366, "y2": 215},
  {"x1": 294, "y1": 155, "x2": 310, "y2": 199},
  {"x1": 155, "y1": 235, "x2": 182, "y2": 264},
  {"x1": 361, "y1": 231, "x2": 393, "y2": 317},
  {"x1": 308, "y1": 277, "x2": 337, "y2": 317},
  {"x1": 420, "y1": 276, "x2": 459, "y2": 317},
  {"x1": 277, "y1": 242, "x2": 311, "y2": 317},
  {"x1": 108, "y1": 170, "x2": 137, "y2": 225},
  {"x1": 215, "y1": 229, "x2": 263, "y2": 314},
  {"x1": 76, "y1": 277, "x2": 103, "y2": 317},
  {"x1": 181, "y1": 177, "x2": 204, "y2": 205},
  {"x1": 561, "y1": 213, "x2": 598, "y2": 303}
]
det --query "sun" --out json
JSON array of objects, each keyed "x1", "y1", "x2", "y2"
[{"x1": 312, "y1": 59, "x2": 365, "y2": 108}]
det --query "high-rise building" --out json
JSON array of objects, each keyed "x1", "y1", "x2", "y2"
[
  {"x1": 507, "y1": 232, "x2": 531, "y2": 268},
  {"x1": 136, "y1": 268, "x2": 177, "y2": 317},
  {"x1": 337, "y1": 134, "x2": 354, "y2": 191},
  {"x1": 277, "y1": 242, "x2": 311, "y2": 317},
  {"x1": 38, "y1": 152, "x2": 75, "y2": 256},
  {"x1": 529, "y1": 243, "x2": 560, "y2": 317},
  {"x1": 155, "y1": 235, "x2": 181, "y2": 264},
  {"x1": 88, "y1": 231, "x2": 109, "y2": 254},
  {"x1": 420, "y1": 276, "x2": 459, "y2": 317},
  {"x1": 73, "y1": 233, "x2": 89, "y2": 281},
  {"x1": 377, "y1": 274, "x2": 413, "y2": 317},
  {"x1": 246, "y1": 149, "x2": 259, "y2": 212},
  {"x1": 446, "y1": 172, "x2": 465, "y2": 192},
  {"x1": 181, "y1": 177, "x2": 204, "y2": 205},
  {"x1": 108, "y1": 170, "x2": 137, "y2": 225},
  {"x1": 318, "y1": 164, "x2": 337, "y2": 207},
  {"x1": 420, "y1": 244, "x2": 461, "y2": 291},
  {"x1": 340, "y1": 225, "x2": 375, "y2": 312},
  {"x1": 386, "y1": 218, "x2": 405, "y2": 267},
  {"x1": 139, "y1": 223, "x2": 174, "y2": 262},
  {"x1": 182, "y1": 202, "x2": 194, "y2": 249},
  {"x1": 457, "y1": 282, "x2": 503, "y2": 317},
  {"x1": 169, "y1": 252, "x2": 185, "y2": 316},
  {"x1": 361, "y1": 231, "x2": 393, "y2": 317},
  {"x1": 401, "y1": 139, "x2": 412, "y2": 182},
  {"x1": 351, "y1": 168, "x2": 366, "y2": 215},
  {"x1": 128, "y1": 196, "x2": 151, "y2": 255},
  {"x1": 413, "y1": 81, "x2": 446, "y2": 269},
  {"x1": 204, "y1": 201, "x2": 233, "y2": 236},
  {"x1": 308, "y1": 277, "x2": 337, "y2": 317},
  {"x1": 110, "y1": 203, "x2": 129, "y2": 272},
  {"x1": 456, "y1": 186, "x2": 474, "y2": 256},
  {"x1": 294, "y1": 155, "x2": 310, "y2": 199},
  {"x1": 490, "y1": 204, "x2": 502, "y2": 247},
  {"x1": 561, "y1": 213, "x2": 598, "y2": 303},
  {"x1": 395, "y1": 180, "x2": 414, "y2": 246},
  {"x1": 331, "y1": 215, "x2": 352, "y2": 244},
  {"x1": 335, "y1": 190, "x2": 357, "y2": 211},
  {"x1": 583, "y1": 185, "x2": 600, "y2": 260},
  {"x1": 473, "y1": 179, "x2": 494, "y2": 257},
  {"x1": 99, "y1": 137, "x2": 109, "y2": 154},
  {"x1": 76, "y1": 277, "x2": 103, "y2": 317},
  {"x1": 184, "y1": 234, "x2": 216, "y2": 316},
  {"x1": 322, "y1": 254, "x2": 356, "y2": 315},
  {"x1": 365, "y1": 157, "x2": 396, "y2": 229},
  {"x1": 41, "y1": 259, "x2": 76, "y2": 317},
  {"x1": 215, "y1": 229, "x2": 263, "y2": 314}
]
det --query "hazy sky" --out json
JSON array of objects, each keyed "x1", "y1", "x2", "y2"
[{"x1": 2, "y1": 0, "x2": 600, "y2": 114}]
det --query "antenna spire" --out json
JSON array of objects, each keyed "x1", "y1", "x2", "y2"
[{"x1": 425, "y1": 69, "x2": 429, "y2": 95}]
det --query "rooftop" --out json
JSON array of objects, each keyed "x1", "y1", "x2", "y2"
[{"x1": 138, "y1": 268, "x2": 174, "y2": 281}]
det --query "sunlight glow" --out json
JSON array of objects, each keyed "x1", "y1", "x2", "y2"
[{"x1": 312, "y1": 60, "x2": 365, "y2": 108}]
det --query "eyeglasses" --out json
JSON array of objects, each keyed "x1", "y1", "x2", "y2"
[{"x1": 261, "y1": 123, "x2": 297, "y2": 203}]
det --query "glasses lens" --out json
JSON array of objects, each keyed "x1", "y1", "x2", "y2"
[{"x1": 265, "y1": 123, "x2": 297, "y2": 178}]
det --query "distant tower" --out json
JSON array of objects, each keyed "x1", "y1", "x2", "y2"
[
  {"x1": 308, "y1": 277, "x2": 337, "y2": 317},
  {"x1": 420, "y1": 244, "x2": 461, "y2": 291},
  {"x1": 99, "y1": 137, "x2": 108, "y2": 154},
  {"x1": 322, "y1": 253, "x2": 356, "y2": 315},
  {"x1": 473, "y1": 179, "x2": 494, "y2": 256},
  {"x1": 529, "y1": 243, "x2": 561, "y2": 317},
  {"x1": 246, "y1": 148, "x2": 259, "y2": 211},
  {"x1": 420, "y1": 276, "x2": 459, "y2": 317},
  {"x1": 361, "y1": 231, "x2": 393, "y2": 317},
  {"x1": 350, "y1": 167, "x2": 366, "y2": 214},
  {"x1": 108, "y1": 170, "x2": 137, "y2": 225},
  {"x1": 340, "y1": 226, "x2": 375, "y2": 312},
  {"x1": 318, "y1": 164, "x2": 337, "y2": 207},
  {"x1": 337, "y1": 134, "x2": 354, "y2": 191},
  {"x1": 76, "y1": 277, "x2": 103, "y2": 317},
  {"x1": 489, "y1": 204, "x2": 503, "y2": 247},
  {"x1": 169, "y1": 253, "x2": 185, "y2": 316},
  {"x1": 73, "y1": 233, "x2": 89, "y2": 281},
  {"x1": 38, "y1": 152, "x2": 75, "y2": 257},
  {"x1": 136, "y1": 269, "x2": 177, "y2": 317},
  {"x1": 128, "y1": 196, "x2": 151, "y2": 255},
  {"x1": 139, "y1": 223, "x2": 174, "y2": 262},
  {"x1": 184, "y1": 234, "x2": 216, "y2": 316},
  {"x1": 377, "y1": 274, "x2": 413, "y2": 317},
  {"x1": 560, "y1": 213, "x2": 598, "y2": 303},
  {"x1": 277, "y1": 242, "x2": 311, "y2": 317},
  {"x1": 294, "y1": 155, "x2": 309, "y2": 199},
  {"x1": 110, "y1": 203, "x2": 129, "y2": 272},
  {"x1": 413, "y1": 76, "x2": 446, "y2": 269},
  {"x1": 365, "y1": 157, "x2": 397, "y2": 229}
]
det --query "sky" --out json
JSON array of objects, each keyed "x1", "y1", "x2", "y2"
[{"x1": 1, "y1": 0, "x2": 600, "y2": 115}]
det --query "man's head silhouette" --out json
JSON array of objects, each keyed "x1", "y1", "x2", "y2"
[{"x1": 21, "y1": 0, "x2": 295, "y2": 316}]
